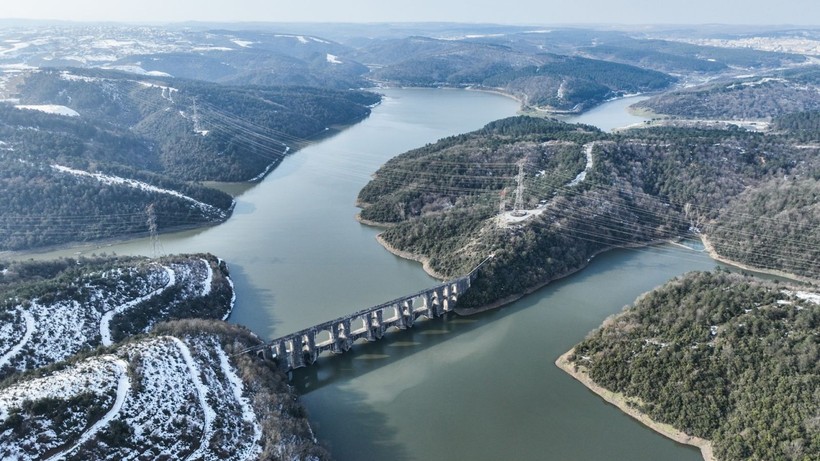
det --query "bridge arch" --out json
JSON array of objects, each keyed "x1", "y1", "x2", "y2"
[{"x1": 264, "y1": 256, "x2": 492, "y2": 373}]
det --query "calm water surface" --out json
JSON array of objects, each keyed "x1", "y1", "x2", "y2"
[
  {"x1": 564, "y1": 94, "x2": 651, "y2": 132},
  {"x1": 13, "y1": 90, "x2": 707, "y2": 460}
]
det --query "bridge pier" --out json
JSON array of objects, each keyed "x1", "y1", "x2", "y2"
[
  {"x1": 265, "y1": 259, "x2": 489, "y2": 373},
  {"x1": 288, "y1": 335, "x2": 305, "y2": 370},
  {"x1": 370, "y1": 310, "x2": 385, "y2": 340},
  {"x1": 304, "y1": 332, "x2": 318, "y2": 365}
]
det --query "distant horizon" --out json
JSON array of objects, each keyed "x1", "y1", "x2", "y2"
[
  {"x1": 0, "y1": 18, "x2": 817, "y2": 30},
  {"x1": 1, "y1": 0, "x2": 818, "y2": 27}
]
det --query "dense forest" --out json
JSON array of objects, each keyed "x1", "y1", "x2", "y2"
[
  {"x1": 772, "y1": 110, "x2": 820, "y2": 142},
  {"x1": 363, "y1": 38, "x2": 675, "y2": 112},
  {"x1": 567, "y1": 271, "x2": 819, "y2": 461},
  {"x1": 357, "y1": 116, "x2": 819, "y2": 309},
  {"x1": 354, "y1": 28, "x2": 806, "y2": 112},
  {"x1": 708, "y1": 180, "x2": 820, "y2": 279},
  {"x1": 632, "y1": 67, "x2": 820, "y2": 120},
  {"x1": 0, "y1": 69, "x2": 380, "y2": 251},
  {"x1": 16, "y1": 69, "x2": 380, "y2": 181},
  {"x1": 0, "y1": 105, "x2": 233, "y2": 250}
]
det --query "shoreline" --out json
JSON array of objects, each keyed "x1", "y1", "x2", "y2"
[
  {"x1": 555, "y1": 349, "x2": 716, "y2": 461},
  {"x1": 700, "y1": 234, "x2": 818, "y2": 285},
  {"x1": 374, "y1": 234, "x2": 450, "y2": 281},
  {"x1": 354, "y1": 211, "x2": 451, "y2": 281},
  {"x1": 358, "y1": 215, "x2": 670, "y2": 297},
  {"x1": 0, "y1": 109, "x2": 384, "y2": 262},
  {"x1": 355, "y1": 213, "x2": 681, "y2": 317},
  {"x1": 0, "y1": 221, "x2": 221, "y2": 261},
  {"x1": 454, "y1": 239, "x2": 674, "y2": 316}
]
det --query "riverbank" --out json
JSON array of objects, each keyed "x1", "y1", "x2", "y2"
[
  {"x1": 700, "y1": 234, "x2": 818, "y2": 285},
  {"x1": 453, "y1": 239, "x2": 678, "y2": 316},
  {"x1": 374, "y1": 234, "x2": 450, "y2": 280},
  {"x1": 357, "y1": 216, "x2": 673, "y2": 308},
  {"x1": 0, "y1": 221, "x2": 223, "y2": 261},
  {"x1": 555, "y1": 350, "x2": 715, "y2": 461}
]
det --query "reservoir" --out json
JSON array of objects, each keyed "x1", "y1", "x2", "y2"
[{"x1": 12, "y1": 89, "x2": 706, "y2": 460}]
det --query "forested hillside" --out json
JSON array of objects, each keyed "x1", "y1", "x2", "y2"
[
  {"x1": 0, "y1": 320, "x2": 327, "y2": 460},
  {"x1": 14, "y1": 68, "x2": 380, "y2": 181},
  {"x1": 469, "y1": 28, "x2": 807, "y2": 74},
  {"x1": 0, "y1": 68, "x2": 379, "y2": 251},
  {"x1": 632, "y1": 67, "x2": 820, "y2": 120},
  {"x1": 566, "y1": 271, "x2": 819, "y2": 461},
  {"x1": 772, "y1": 110, "x2": 820, "y2": 142},
  {"x1": 708, "y1": 180, "x2": 820, "y2": 279},
  {"x1": 0, "y1": 25, "x2": 370, "y2": 90},
  {"x1": 0, "y1": 104, "x2": 232, "y2": 250},
  {"x1": 358, "y1": 37, "x2": 674, "y2": 112},
  {"x1": 357, "y1": 116, "x2": 819, "y2": 308},
  {"x1": 0, "y1": 254, "x2": 234, "y2": 378}
]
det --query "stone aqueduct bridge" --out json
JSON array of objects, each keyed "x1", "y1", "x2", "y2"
[{"x1": 266, "y1": 257, "x2": 492, "y2": 372}]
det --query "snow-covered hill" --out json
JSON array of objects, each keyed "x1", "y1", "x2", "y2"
[
  {"x1": 0, "y1": 254, "x2": 235, "y2": 379},
  {"x1": 0, "y1": 321, "x2": 326, "y2": 460}
]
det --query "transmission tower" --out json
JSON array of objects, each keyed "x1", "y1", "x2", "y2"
[
  {"x1": 146, "y1": 203, "x2": 164, "y2": 258},
  {"x1": 191, "y1": 97, "x2": 202, "y2": 134},
  {"x1": 511, "y1": 161, "x2": 527, "y2": 216}
]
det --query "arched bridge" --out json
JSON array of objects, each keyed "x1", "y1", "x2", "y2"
[{"x1": 263, "y1": 256, "x2": 492, "y2": 372}]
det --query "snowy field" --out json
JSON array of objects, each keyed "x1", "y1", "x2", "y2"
[
  {"x1": 0, "y1": 334, "x2": 263, "y2": 461},
  {"x1": 0, "y1": 256, "x2": 232, "y2": 378}
]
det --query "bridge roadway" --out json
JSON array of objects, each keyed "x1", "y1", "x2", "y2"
[{"x1": 264, "y1": 257, "x2": 491, "y2": 372}]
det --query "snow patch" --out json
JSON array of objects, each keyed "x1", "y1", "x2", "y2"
[
  {"x1": 0, "y1": 41, "x2": 31, "y2": 56},
  {"x1": 727, "y1": 77, "x2": 788, "y2": 89},
  {"x1": 216, "y1": 346, "x2": 262, "y2": 460},
  {"x1": 200, "y1": 258, "x2": 213, "y2": 297},
  {"x1": 0, "y1": 355, "x2": 120, "y2": 421},
  {"x1": 326, "y1": 53, "x2": 343, "y2": 64},
  {"x1": 92, "y1": 39, "x2": 137, "y2": 49},
  {"x1": 793, "y1": 291, "x2": 820, "y2": 305},
  {"x1": 15, "y1": 104, "x2": 80, "y2": 117},
  {"x1": 103, "y1": 65, "x2": 173, "y2": 77},
  {"x1": 59, "y1": 71, "x2": 102, "y2": 83},
  {"x1": 249, "y1": 146, "x2": 289, "y2": 182},
  {"x1": 192, "y1": 46, "x2": 234, "y2": 52},
  {"x1": 567, "y1": 142, "x2": 595, "y2": 187},
  {"x1": 169, "y1": 336, "x2": 215, "y2": 461},
  {"x1": 137, "y1": 81, "x2": 178, "y2": 101},
  {"x1": 100, "y1": 265, "x2": 175, "y2": 346},
  {"x1": 273, "y1": 34, "x2": 324, "y2": 44},
  {"x1": 51, "y1": 164, "x2": 226, "y2": 219},
  {"x1": 231, "y1": 40, "x2": 254, "y2": 48},
  {"x1": 0, "y1": 310, "x2": 35, "y2": 369},
  {"x1": 1, "y1": 63, "x2": 37, "y2": 72},
  {"x1": 48, "y1": 358, "x2": 131, "y2": 461}
]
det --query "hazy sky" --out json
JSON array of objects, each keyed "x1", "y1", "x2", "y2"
[{"x1": 1, "y1": 0, "x2": 818, "y2": 25}]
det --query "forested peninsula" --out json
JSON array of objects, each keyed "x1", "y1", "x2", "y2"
[
  {"x1": 357, "y1": 116, "x2": 819, "y2": 311},
  {"x1": 632, "y1": 66, "x2": 820, "y2": 121},
  {"x1": 560, "y1": 271, "x2": 818, "y2": 461}
]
